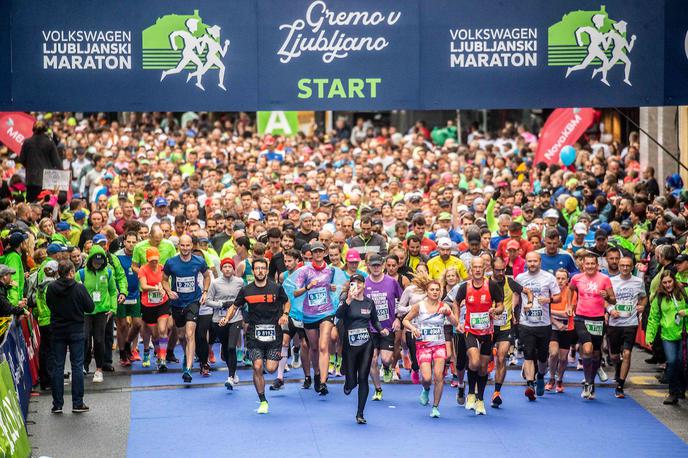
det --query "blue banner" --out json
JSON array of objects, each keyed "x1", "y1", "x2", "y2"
[
  {"x1": 0, "y1": 320, "x2": 31, "y2": 419},
  {"x1": 0, "y1": 0, "x2": 686, "y2": 110}
]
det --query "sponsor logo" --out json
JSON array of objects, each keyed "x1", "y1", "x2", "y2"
[
  {"x1": 550, "y1": 6, "x2": 636, "y2": 86},
  {"x1": 449, "y1": 27, "x2": 538, "y2": 68},
  {"x1": 143, "y1": 10, "x2": 230, "y2": 91},
  {"x1": 41, "y1": 30, "x2": 132, "y2": 70}
]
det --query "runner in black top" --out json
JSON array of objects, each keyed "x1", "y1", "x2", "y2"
[
  {"x1": 221, "y1": 257, "x2": 289, "y2": 415},
  {"x1": 336, "y1": 273, "x2": 385, "y2": 424}
]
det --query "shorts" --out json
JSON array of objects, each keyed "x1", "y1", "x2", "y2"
[
  {"x1": 372, "y1": 332, "x2": 395, "y2": 352},
  {"x1": 247, "y1": 342, "x2": 282, "y2": 362},
  {"x1": 550, "y1": 329, "x2": 575, "y2": 350},
  {"x1": 519, "y1": 325, "x2": 551, "y2": 363},
  {"x1": 574, "y1": 316, "x2": 605, "y2": 350},
  {"x1": 465, "y1": 333, "x2": 494, "y2": 356},
  {"x1": 303, "y1": 315, "x2": 335, "y2": 330},
  {"x1": 116, "y1": 299, "x2": 142, "y2": 319},
  {"x1": 607, "y1": 325, "x2": 638, "y2": 354},
  {"x1": 171, "y1": 302, "x2": 200, "y2": 328},
  {"x1": 494, "y1": 328, "x2": 513, "y2": 343},
  {"x1": 142, "y1": 303, "x2": 170, "y2": 326},
  {"x1": 284, "y1": 316, "x2": 307, "y2": 339},
  {"x1": 415, "y1": 341, "x2": 447, "y2": 365},
  {"x1": 443, "y1": 324, "x2": 454, "y2": 342}
]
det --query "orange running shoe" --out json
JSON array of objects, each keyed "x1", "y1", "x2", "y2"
[
  {"x1": 130, "y1": 349, "x2": 141, "y2": 362},
  {"x1": 209, "y1": 349, "x2": 216, "y2": 364}
]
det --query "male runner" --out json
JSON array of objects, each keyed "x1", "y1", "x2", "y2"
[{"x1": 221, "y1": 258, "x2": 289, "y2": 414}]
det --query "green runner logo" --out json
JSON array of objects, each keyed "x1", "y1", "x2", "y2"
[
  {"x1": 549, "y1": 6, "x2": 636, "y2": 86},
  {"x1": 142, "y1": 10, "x2": 230, "y2": 91}
]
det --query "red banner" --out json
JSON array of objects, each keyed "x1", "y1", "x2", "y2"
[
  {"x1": 534, "y1": 108, "x2": 596, "y2": 165},
  {"x1": 0, "y1": 112, "x2": 35, "y2": 154}
]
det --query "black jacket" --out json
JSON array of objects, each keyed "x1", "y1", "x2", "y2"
[
  {"x1": 46, "y1": 278, "x2": 95, "y2": 336},
  {"x1": 0, "y1": 284, "x2": 25, "y2": 317},
  {"x1": 18, "y1": 133, "x2": 62, "y2": 187}
]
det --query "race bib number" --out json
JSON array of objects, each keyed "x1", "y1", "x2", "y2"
[
  {"x1": 307, "y1": 287, "x2": 328, "y2": 307},
  {"x1": 124, "y1": 298, "x2": 137, "y2": 305},
  {"x1": 584, "y1": 320, "x2": 604, "y2": 336},
  {"x1": 470, "y1": 311, "x2": 490, "y2": 330},
  {"x1": 348, "y1": 328, "x2": 370, "y2": 346},
  {"x1": 493, "y1": 312, "x2": 508, "y2": 327},
  {"x1": 255, "y1": 324, "x2": 276, "y2": 342},
  {"x1": 92, "y1": 291, "x2": 101, "y2": 302},
  {"x1": 175, "y1": 276, "x2": 195, "y2": 294},
  {"x1": 375, "y1": 302, "x2": 390, "y2": 322},
  {"x1": 526, "y1": 304, "x2": 543, "y2": 320},
  {"x1": 616, "y1": 304, "x2": 633, "y2": 318},
  {"x1": 148, "y1": 290, "x2": 163, "y2": 304},
  {"x1": 420, "y1": 325, "x2": 443, "y2": 343}
]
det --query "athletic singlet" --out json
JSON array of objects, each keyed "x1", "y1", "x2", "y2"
[
  {"x1": 465, "y1": 281, "x2": 494, "y2": 336},
  {"x1": 493, "y1": 278, "x2": 512, "y2": 331},
  {"x1": 550, "y1": 285, "x2": 575, "y2": 331},
  {"x1": 138, "y1": 263, "x2": 168, "y2": 307},
  {"x1": 416, "y1": 301, "x2": 446, "y2": 347},
  {"x1": 242, "y1": 259, "x2": 254, "y2": 285}
]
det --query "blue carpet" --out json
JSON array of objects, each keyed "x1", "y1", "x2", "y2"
[{"x1": 127, "y1": 382, "x2": 687, "y2": 457}]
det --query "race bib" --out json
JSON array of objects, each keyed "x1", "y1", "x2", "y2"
[
  {"x1": 375, "y1": 302, "x2": 390, "y2": 322},
  {"x1": 124, "y1": 298, "x2": 137, "y2": 305},
  {"x1": 307, "y1": 287, "x2": 328, "y2": 306},
  {"x1": 469, "y1": 311, "x2": 490, "y2": 330},
  {"x1": 526, "y1": 308, "x2": 543, "y2": 319},
  {"x1": 148, "y1": 290, "x2": 163, "y2": 304},
  {"x1": 493, "y1": 312, "x2": 508, "y2": 327},
  {"x1": 255, "y1": 324, "x2": 276, "y2": 342},
  {"x1": 616, "y1": 303, "x2": 633, "y2": 318},
  {"x1": 92, "y1": 291, "x2": 101, "y2": 302},
  {"x1": 420, "y1": 325, "x2": 443, "y2": 343},
  {"x1": 175, "y1": 276, "x2": 195, "y2": 294},
  {"x1": 348, "y1": 328, "x2": 370, "y2": 346},
  {"x1": 584, "y1": 320, "x2": 604, "y2": 336}
]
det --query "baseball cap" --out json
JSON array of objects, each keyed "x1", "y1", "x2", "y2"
[
  {"x1": 247, "y1": 210, "x2": 262, "y2": 221},
  {"x1": 573, "y1": 223, "x2": 588, "y2": 235},
  {"x1": 310, "y1": 241, "x2": 325, "y2": 252},
  {"x1": 594, "y1": 229, "x2": 608, "y2": 240},
  {"x1": 286, "y1": 203, "x2": 300, "y2": 213},
  {"x1": 350, "y1": 273, "x2": 366, "y2": 283},
  {"x1": 506, "y1": 240, "x2": 520, "y2": 250},
  {"x1": 543, "y1": 209, "x2": 559, "y2": 219},
  {"x1": 368, "y1": 254, "x2": 384, "y2": 266},
  {"x1": 437, "y1": 237, "x2": 452, "y2": 249},
  {"x1": 438, "y1": 212, "x2": 452, "y2": 221},
  {"x1": 93, "y1": 234, "x2": 107, "y2": 244},
  {"x1": 43, "y1": 260, "x2": 59, "y2": 275},
  {"x1": 56, "y1": 221, "x2": 70, "y2": 231},
  {"x1": 118, "y1": 192, "x2": 128, "y2": 201},
  {"x1": 74, "y1": 210, "x2": 86, "y2": 221},
  {"x1": 345, "y1": 249, "x2": 361, "y2": 262},
  {"x1": 598, "y1": 223, "x2": 612, "y2": 235},
  {"x1": 676, "y1": 254, "x2": 688, "y2": 263},
  {"x1": 154, "y1": 197, "x2": 169, "y2": 207},
  {"x1": 146, "y1": 247, "x2": 160, "y2": 261},
  {"x1": 0, "y1": 265, "x2": 16, "y2": 276},
  {"x1": 620, "y1": 219, "x2": 633, "y2": 229},
  {"x1": 7, "y1": 232, "x2": 28, "y2": 248},
  {"x1": 46, "y1": 243, "x2": 68, "y2": 255},
  {"x1": 102, "y1": 172, "x2": 114, "y2": 180}
]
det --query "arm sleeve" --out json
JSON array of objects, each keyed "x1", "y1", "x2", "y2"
[{"x1": 645, "y1": 297, "x2": 661, "y2": 343}]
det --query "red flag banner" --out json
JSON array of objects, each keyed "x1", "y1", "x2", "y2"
[
  {"x1": 534, "y1": 108, "x2": 596, "y2": 165},
  {"x1": 0, "y1": 112, "x2": 36, "y2": 154}
]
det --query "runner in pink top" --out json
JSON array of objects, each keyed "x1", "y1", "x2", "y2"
[{"x1": 568, "y1": 252, "x2": 616, "y2": 400}]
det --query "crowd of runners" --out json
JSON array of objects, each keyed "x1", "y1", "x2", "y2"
[{"x1": 0, "y1": 111, "x2": 686, "y2": 422}]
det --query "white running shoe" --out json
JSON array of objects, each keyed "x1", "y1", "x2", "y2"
[
  {"x1": 93, "y1": 371, "x2": 104, "y2": 383},
  {"x1": 597, "y1": 367, "x2": 608, "y2": 382},
  {"x1": 508, "y1": 354, "x2": 518, "y2": 366},
  {"x1": 292, "y1": 353, "x2": 302, "y2": 369},
  {"x1": 232, "y1": 374, "x2": 240, "y2": 384}
]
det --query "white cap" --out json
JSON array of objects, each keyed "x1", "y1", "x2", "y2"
[
  {"x1": 544, "y1": 209, "x2": 559, "y2": 219},
  {"x1": 247, "y1": 211, "x2": 262, "y2": 221},
  {"x1": 286, "y1": 203, "x2": 300, "y2": 213},
  {"x1": 484, "y1": 185, "x2": 495, "y2": 194},
  {"x1": 437, "y1": 237, "x2": 452, "y2": 249},
  {"x1": 573, "y1": 222, "x2": 588, "y2": 235}
]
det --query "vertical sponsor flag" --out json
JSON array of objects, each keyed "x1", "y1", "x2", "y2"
[
  {"x1": 534, "y1": 108, "x2": 596, "y2": 165},
  {"x1": 0, "y1": 113, "x2": 35, "y2": 154}
]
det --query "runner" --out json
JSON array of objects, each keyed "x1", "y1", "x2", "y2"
[
  {"x1": 453, "y1": 257, "x2": 504, "y2": 415},
  {"x1": 221, "y1": 257, "x2": 289, "y2": 414},
  {"x1": 403, "y1": 273, "x2": 459, "y2": 418},
  {"x1": 138, "y1": 247, "x2": 171, "y2": 372},
  {"x1": 161, "y1": 234, "x2": 212, "y2": 383},
  {"x1": 115, "y1": 231, "x2": 144, "y2": 367},
  {"x1": 568, "y1": 252, "x2": 616, "y2": 399},
  {"x1": 547, "y1": 269, "x2": 576, "y2": 393},
  {"x1": 292, "y1": 241, "x2": 338, "y2": 395},
  {"x1": 364, "y1": 254, "x2": 403, "y2": 401},
  {"x1": 337, "y1": 273, "x2": 386, "y2": 424},
  {"x1": 608, "y1": 256, "x2": 646, "y2": 398},
  {"x1": 515, "y1": 252, "x2": 561, "y2": 401}
]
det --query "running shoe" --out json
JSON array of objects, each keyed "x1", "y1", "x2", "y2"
[
  {"x1": 232, "y1": 374, "x2": 240, "y2": 384},
  {"x1": 581, "y1": 383, "x2": 591, "y2": 399},
  {"x1": 451, "y1": 376, "x2": 459, "y2": 388},
  {"x1": 615, "y1": 386, "x2": 625, "y2": 398},
  {"x1": 328, "y1": 362, "x2": 336, "y2": 375},
  {"x1": 158, "y1": 362, "x2": 168, "y2": 373},
  {"x1": 156, "y1": 356, "x2": 162, "y2": 367},
  {"x1": 555, "y1": 381, "x2": 564, "y2": 393},
  {"x1": 545, "y1": 379, "x2": 555, "y2": 391},
  {"x1": 383, "y1": 367, "x2": 393, "y2": 383},
  {"x1": 130, "y1": 349, "x2": 141, "y2": 362},
  {"x1": 663, "y1": 393, "x2": 679, "y2": 405},
  {"x1": 411, "y1": 370, "x2": 420, "y2": 384},
  {"x1": 182, "y1": 369, "x2": 192, "y2": 383},
  {"x1": 588, "y1": 383, "x2": 596, "y2": 400},
  {"x1": 209, "y1": 349, "x2": 216, "y2": 364},
  {"x1": 72, "y1": 404, "x2": 90, "y2": 413},
  {"x1": 257, "y1": 401, "x2": 269, "y2": 414},
  {"x1": 525, "y1": 386, "x2": 536, "y2": 401},
  {"x1": 225, "y1": 377, "x2": 235, "y2": 391},
  {"x1": 166, "y1": 354, "x2": 180, "y2": 364},
  {"x1": 576, "y1": 360, "x2": 583, "y2": 371},
  {"x1": 536, "y1": 378, "x2": 545, "y2": 397},
  {"x1": 508, "y1": 354, "x2": 518, "y2": 366},
  {"x1": 318, "y1": 383, "x2": 329, "y2": 396},
  {"x1": 372, "y1": 388, "x2": 383, "y2": 401},
  {"x1": 420, "y1": 388, "x2": 430, "y2": 406},
  {"x1": 142, "y1": 353, "x2": 151, "y2": 368},
  {"x1": 487, "y1": 360, "x2": 495, "y2": 374},
  {"x1": 393, "y1": 367, "x2": 400, "y2": 381},
  {"x1": 456, "y1": 386, "x2": 466, "y2": 405},
  {"x1": 93, "y1": 371, "x2": 104, "y2": 383},
  {"x1": 343, "y1": 384, "x2": 353, "y2": 396},
  {"x1": 597, "y1": 367, "x2": 608, "y2": 382},
  {"x1": 475, "y1": 400, "x2": 486, "y2": 416},
  {"x1": 201, "y1": 364, "x2": 210, "y2": 377},
  {"x1": 119, "y1": 358, "x2": 131, "y2": 368},
  {"x1": 430, "y1": 406, "x2": 440, "y2": 418},
  {"x1": 270, "y1": 378, "x2": 284, "y2": 391},
  {"x1": 302, "y1": 376, "x2": 312, "y2": 390},
  {"x1": 465, "y1": 393, "x2": 476, "y2": 410},
  {"x1": 102, "y1": 364, "x2": 115, "y2": 372},
  {"x1": 336, "y1": 359, "x2": 343, "y2": 376},
  {"x1": 314, "y1": 377, "x2": 322, "y2": 393},
  {"x1": 356, "y1": 415, "x2": 367, "y2": 424},
  {"x1": 292, "y1": 351, "x2": 302, "y2": 369},
  {"x1": 51, "y1": 405, "x2": 63, "y2": 414},
  {"x1": 491, "y1": 391, "x2": 502, "y2": 408}
]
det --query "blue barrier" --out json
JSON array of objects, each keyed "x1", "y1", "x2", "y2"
[{"x1": 0, "y1": 317, "x2": 32, "y2": 420}]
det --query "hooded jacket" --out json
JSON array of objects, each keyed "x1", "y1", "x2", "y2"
[
  {"x1": 46, "y1": 277, "x2": 94, "y2": 336},
  {"x1": 0, "y1": 250, "x2": 24, "y2": 306},
  {"x1": 76, "y1": 245, "x2": 117, "y2": 315}
]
